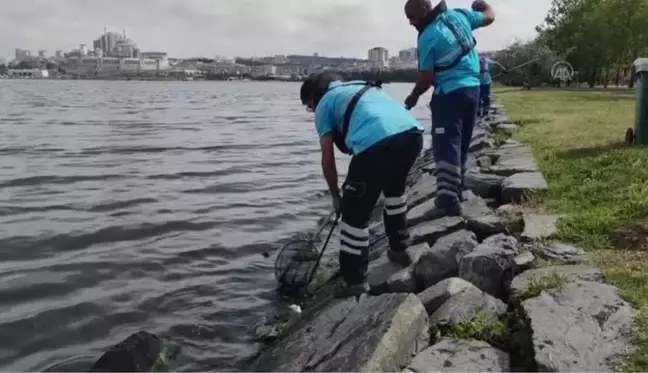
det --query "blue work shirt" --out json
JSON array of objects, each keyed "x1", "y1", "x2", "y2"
[
  {"x1": 417, "y1": 8, "x2": 485, "y2": 95},
  {"x1": 480, "y1": 58, "x2": 493, "y2": 85},
  {"x1": 314, "y1": 81, "x2": 423, "y2": 155}
]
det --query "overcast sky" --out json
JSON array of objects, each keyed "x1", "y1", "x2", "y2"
[{"x1": 0, "y1": 0, "x2": 551, "y2": 60}]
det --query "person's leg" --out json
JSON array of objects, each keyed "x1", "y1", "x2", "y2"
[
  {"x1": 458, "y1": 86, "x2": 481, "y2": 197},
  {"x1": 482, "y1": 83, "x2": 491, "y2": 116},
  {"x1": 430, "y1": 91, "x2": 463, "y2": 214},
  {"x1": 337, "y1": 145, "x2": 384, "y2": 296},
  {"x1": 478, "y1": 84, "x2": 486, "y2": 117},
  {"x1": 382, "y1": 131, "x2": 423, "y2": 265}
]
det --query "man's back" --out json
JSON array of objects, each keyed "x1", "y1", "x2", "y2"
[
  {"x1": 417, "y1": 8, "x2": 485, "y2": 94},
  {"x1": 314, "y1": 81, "x2": 422, "y2": 155}
]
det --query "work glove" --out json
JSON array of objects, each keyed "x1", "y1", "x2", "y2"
[{"x1": 405, "y1": 94, "x2": 419, "y2": 110}]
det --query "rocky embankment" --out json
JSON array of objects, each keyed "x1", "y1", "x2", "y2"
[{"x1": 253, "y1": 99, "x2": 637, "y2": 372}]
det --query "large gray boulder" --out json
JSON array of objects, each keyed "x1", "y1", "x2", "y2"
[
  {"x1": 368, "y1": 243, "x2": 429, "y2": 295},
  {"x1": 529, "y1": 242, "x2": 586, "y2": 263},
  {"x1": 521, "y1": 280, "x2": 636, "y2": 371},
  {"x1": 89, "y1": 331, "x2": 168, "y2": 372},
  {"x1": 405, "y1": 338, "x2": 511, "y2": 372},
  {"x1": 469, "y1": 128, "x2": 493, "y2": 154},
  {"x1": 495, "y1": 123, "x2": 517, "y2": 136},
  {"x1": 407, "y1": 198, "x2": 444, "y2": 228},
  {"x1": 407, "y1": 174, "x2": 437, "y2": 209},
  {"x1": 460, "y1": 195, "x2": 506, "y2": 239},
  {"x1": 410, "y1": 217, "x2": 466, "y2": 247},
  {"x1": 430, "y1": 286, "x2": 507, "y2": 329},
  {"x1": 488, "y1": 115, "x2": 510, "y2": 128},
  {"x1": 495, "y1": 204, "x2": 525, "y2": 234},
  {"x1": 417, "y1": 277, "x2": 476, "y2": 316},
  {"x1": 501, "y1": 172, "x2": 548, "y2": 204},
  {"x1": 464, "y1": 170, "x2": 505, "y2": 201},
  {"x1": 413, "y1": 230, "x2": 478, "y2": 290},
  {"x1": 459, "y1": 234, "x2": 519, "y2": 298},
  {"x1": 486, "y1": 145, "x2": 538, "y2": 177},
  {"x1": 254, "y1": 293, "x2": 430, "y2": 372},
  {"x1": 510, "y1": 265, "x2": 604, "y2": 300},
  {"x1": 521, "y1": 214, "x2": 561, "y2": 242}
]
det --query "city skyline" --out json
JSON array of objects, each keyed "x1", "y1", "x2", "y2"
[{"x1": 0, "y1": 0, "x2": 552, "y2": 61}]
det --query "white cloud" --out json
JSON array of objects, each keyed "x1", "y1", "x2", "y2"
[{"x1": 0, "y1": 0, "x2": 551, "y2": 60}]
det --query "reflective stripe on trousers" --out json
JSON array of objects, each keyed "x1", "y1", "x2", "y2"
[{"x1": 430, "y1": 87, "x2": 480, "y2": 209}]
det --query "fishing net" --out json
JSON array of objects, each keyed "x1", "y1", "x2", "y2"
[
  {"x1": 274, "y1": 213, "x2": 336, "y2": 297},
  {"x1": 274, "y1": 235, "x2": 321, "y2": 297}
]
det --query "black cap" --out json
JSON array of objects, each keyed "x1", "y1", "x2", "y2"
[
  {"x1": 300, "y1": 76, "x2": 317, "y2": 105},
  {"x1": 299, "y1": 72, "x2": 342, "y2": 110}
]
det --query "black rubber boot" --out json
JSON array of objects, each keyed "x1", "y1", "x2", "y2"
[{"x1": 387, "y1": 250, "x2": 413, "y2": 266}]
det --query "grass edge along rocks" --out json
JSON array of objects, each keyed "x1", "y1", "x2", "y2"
[
  {"x1": 251, "y1": 98, "x2": 637, "y2": 372},
  {"x1": 87, "y1": 94, "x2": 638, "y2": 372}
]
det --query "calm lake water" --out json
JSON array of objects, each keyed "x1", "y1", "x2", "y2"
[{"x1": 0, "y1": 80, "x2": 432, "y2": 371}]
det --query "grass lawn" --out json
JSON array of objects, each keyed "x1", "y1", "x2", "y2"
[{"x1": 495, "y1": 85, "x2": 648, "y2": 371}]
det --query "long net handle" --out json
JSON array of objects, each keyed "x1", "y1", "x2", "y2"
[
  {"x1": 315, "y1": 211, "x2": 336, "y2": 237},
  {"x1": 306, "y1": 213, "x2": 341, "y2": 288}
]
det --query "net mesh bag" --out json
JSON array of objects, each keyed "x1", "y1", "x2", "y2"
[{"x1": 274, "y1": 234, "x2": 321, "y2": 297}]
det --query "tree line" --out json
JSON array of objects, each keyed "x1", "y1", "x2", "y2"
[
  {"x1": 350, "y1": 0, "x2": 648, "y2": 88},
  {"x1": 492, "y1": 0, "x2": 648, "y2": 88}
]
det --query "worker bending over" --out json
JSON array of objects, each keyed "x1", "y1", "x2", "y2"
[{"x1": 300, "y1": 73, "x2": 424, "y2": 298}]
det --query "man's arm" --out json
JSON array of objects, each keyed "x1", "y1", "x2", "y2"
[
  {"x1": 320, "y1": 134, "x2": 339, "y2": 197},
  {"x1": 407, "y1": 40, "x2": 436, "y2": 106},
  {"x1": 471, "y1": 0, "x2": 494, "y2": 27},
  {"x1": 411, "y1": 70, "x2": 435, "y2": 98}
]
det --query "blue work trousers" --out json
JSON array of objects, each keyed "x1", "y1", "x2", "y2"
[
  {"x1": 478, "y1": 83, "x2": 491, "y2": 117},
  {"x1": 430, "y1": 86, "x2": 480, "y2": 209}
]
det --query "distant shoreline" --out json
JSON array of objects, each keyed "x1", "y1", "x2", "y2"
[{"x1": 0, "y1": 76, "x2": 419, "y2": 84}]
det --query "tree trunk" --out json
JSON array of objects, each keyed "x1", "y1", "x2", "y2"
[
  {"x1": 615, "y1": 65, "x2": 621, "y2": 86},
  {"x1": 588, "y1": 68, "x2": 597, "y2": 88},
  {"x1": 630, "y1": 65, "x2": 636, "y2": 89},
  {"x1": 604, "y1": 68, "x2": 610, "y2": 88}
]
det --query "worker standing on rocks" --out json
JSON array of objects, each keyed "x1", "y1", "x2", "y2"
[
  {"x1": 404, "y1": 0, "x2": 495, "y2": 215},
  {"x1": 300, "y1": 73, "x2": 424, "y2": 298},
  {"x1": 478, "y1": 55, "x2": 508, "y2": 118}
]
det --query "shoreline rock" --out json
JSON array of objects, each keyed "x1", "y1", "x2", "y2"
[
  {"x1": 254, "y1": 293, "x2": 429, "y2": 372},
  {"x1": 251, "y1": 97, "x2": 636, "y2": 373}
]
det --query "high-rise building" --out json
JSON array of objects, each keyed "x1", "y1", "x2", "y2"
[
  {"x1": 38, "y1": 50, "x2": 47, "y2": 59},
  {"x1": 15, "y1": 49, "x2": 31, "y2": 61},
  {"x1": 368, "y1": 47, "x2": 389, "y2": 63},
  {"x1": 55, "y1": 50, "x2": 64, "y2": 58},
  {"x1": 398, "y1": 48, "x2": 417, "y2": 62}
]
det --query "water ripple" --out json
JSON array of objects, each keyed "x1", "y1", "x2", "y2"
[{"x1": 0, "y1": 80, "x2": 430, "y2": 372}]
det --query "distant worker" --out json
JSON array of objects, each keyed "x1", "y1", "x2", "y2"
[
  {"x1": 404, "y1": 0, "x2": 495, "y2": 215},
  {"x1": 478, "y1": 55, "x2": 508, "y2": 117},
  {"x1": 300, "y1": 73, "x2": 424, "y2": 298}
]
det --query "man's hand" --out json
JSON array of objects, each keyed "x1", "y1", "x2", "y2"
[
  {"x1": 471, "y1": 0, "x2": 494, "y2": 26},
  {"x1": 405, "y1": 94, "x2": 419, "y2": 110},
  {"x1": 331, "y1": 193, "x2": 342, "y2": 216},
  {"x1": 471, "y1": 0, "x2": 488, "y2": 11}
]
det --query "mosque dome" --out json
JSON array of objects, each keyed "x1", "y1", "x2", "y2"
[
  {"x1": 112, "y1": 38, "x2": 139, "y2": 58},
  {"x1": 114, "y1": 38, "x2": 137, "y2": 50}
]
